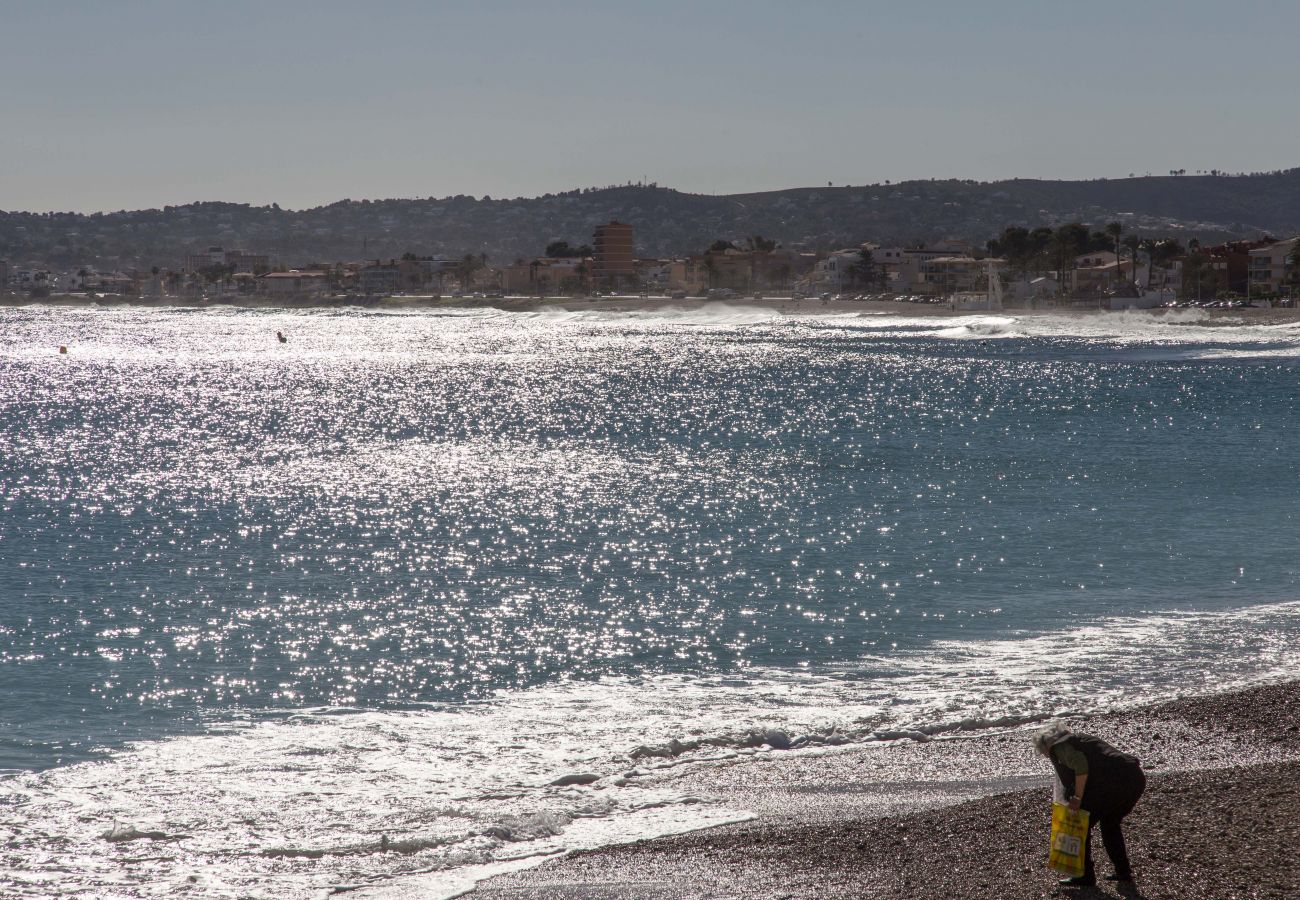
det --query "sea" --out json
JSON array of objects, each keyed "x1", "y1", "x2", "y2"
[{"x1": 2, "y1": 303, "x2": 1298, "y2": 898}]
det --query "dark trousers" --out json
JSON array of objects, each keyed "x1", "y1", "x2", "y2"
[{"x1": 1083, "y1": 769, "x2": 1146, "y2": 879}]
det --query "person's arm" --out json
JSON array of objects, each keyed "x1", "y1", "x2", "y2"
[
  {"x1": 1052, "y1": 743, "x2": 1090, "y2": 811},
  {"x1": 1070, "y1": 773, "x2": 1088, "y2": 812}
]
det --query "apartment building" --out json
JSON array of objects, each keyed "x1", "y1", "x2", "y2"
[
  {"x1": 915, "y1": 256, "x2": 1006, "y2": 296},
  {"x1": 185, "y1": 246, "x2": 270, "y2": 274},
  {"x1": 893, "y1": 246, "x2": 971, "y2": 294},
  {"x1": 634, "y1": 258, "x2": 688, "y2": 292},
  {"x1": 352, "y1": 258, "x2": 446, "y2": 294},
  {"x1": 1069, "y1": 251, "x2": 1142, "y2": 295},
  {"x1": 1248, "y1": 237, "x2": 1300, "y2": 296},
  {"x1": 500, "y1": 257, "x2": 589, "y2": 294},
  {"x1": 592, "y1": 221, "x2": 635, "y2": 288}
]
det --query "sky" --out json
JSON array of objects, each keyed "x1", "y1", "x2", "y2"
[{"x1": 2, "y1": 0, "x2": 1298, "y2": 213}]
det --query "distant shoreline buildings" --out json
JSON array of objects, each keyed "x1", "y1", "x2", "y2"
[{"x1": 3, "y1": 220, "x2": 1298, "y2": 307}]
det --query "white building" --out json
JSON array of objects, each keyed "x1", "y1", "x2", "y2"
[
  {"x1": 813, "y1": 250, "x2": 865, "y2": 291},
  {"x1": 258, "y1": 271, "x2": 330, "y2": 296}
]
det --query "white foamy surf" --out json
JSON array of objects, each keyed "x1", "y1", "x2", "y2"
[
  {"x1": 3, "y1": 599, "x2": 1297, "y2": 899},
  {"x1": 537, "y1": 305, "x2": 1300, "y2": 358}
]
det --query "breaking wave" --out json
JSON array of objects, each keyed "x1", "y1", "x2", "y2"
[{"x1": 4, "y1": 600, "x2": 1298, "y2": 898}]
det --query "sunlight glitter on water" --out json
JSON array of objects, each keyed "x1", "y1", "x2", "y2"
[
  {"x1": 4, "y1": 601, "x2": 1300, "y2": 898},
  {"x1": 2, "y1": 304, "x2": 1299, "y2": 896}
]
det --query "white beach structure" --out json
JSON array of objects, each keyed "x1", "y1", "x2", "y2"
[{"x1": 949, "y1": 260, "x2": 1004, "y2": 311}]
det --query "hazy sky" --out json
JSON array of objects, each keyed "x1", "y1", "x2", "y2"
[{"x1": 3, "y1": 0, "x2": 1298, "y2": 212}]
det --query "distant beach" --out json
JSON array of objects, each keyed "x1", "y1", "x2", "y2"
[{"x1": 7, "y1": 291, "x2": 1300, "y2": 327}]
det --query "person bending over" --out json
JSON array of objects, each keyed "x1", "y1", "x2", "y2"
[{"x1": 1033, "y1": 724, "x2": 1146, "y2": 888}]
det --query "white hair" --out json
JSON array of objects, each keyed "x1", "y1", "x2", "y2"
[{"x1": 1032, "y1": 722, "x2": 1072, "y2": 756}]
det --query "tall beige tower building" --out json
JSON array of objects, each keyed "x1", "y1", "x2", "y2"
[{"x1": 592, "y1": 221, "x2": 635, "y2": 289}]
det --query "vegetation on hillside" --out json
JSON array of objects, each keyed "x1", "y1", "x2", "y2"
[{"x1": 3, "y1": 170, "x2": 1298, "y2": 270}]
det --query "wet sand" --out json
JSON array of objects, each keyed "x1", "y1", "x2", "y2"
[{"x1": 472, "y1": 681, "x2": 1300, "y2": 899}]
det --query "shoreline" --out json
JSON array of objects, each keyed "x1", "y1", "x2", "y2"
[
  {"x1": 455, "y1": 680, "x2": 1300, "y2": 900},
  {"x1": 4, "y1": 293, "x2": 1300, "y2": 325}
]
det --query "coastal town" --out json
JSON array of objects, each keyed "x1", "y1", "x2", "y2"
[
  {"x1": 3, "y1": 217, "x2": 1299, "y2": 310},
  {"x1": 8, "y1": 1, "x2": 1300, "y2": 897}
]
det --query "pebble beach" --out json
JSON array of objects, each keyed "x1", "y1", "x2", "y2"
[{"x1": 471, "y1": 681, "x2": 1300, "y2": 899}]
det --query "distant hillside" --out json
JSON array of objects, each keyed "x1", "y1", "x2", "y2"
[{"x1": 3, "y1": 170, "x2": 1299, "y2": 270}]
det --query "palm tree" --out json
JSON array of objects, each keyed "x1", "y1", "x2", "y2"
[
  {"x1": 457, "y1": 253, "x2": 486, "y2": 292},
  {"x1": 1105, "y1": 222, "x2": 1124, "y2": 268},
  {"x1": 1144, "y1": 239, "x2": 1184, "y2": 292},
  {"x1": 1182, "y1": 243, "x2": 1217, "y2": 302},
  {"x1": 1121, "y1": 235, "x2": 1141, "y2": 287},
  {"x1": 1050, "y1": 231, "x2": 1078, "y2": 288}
]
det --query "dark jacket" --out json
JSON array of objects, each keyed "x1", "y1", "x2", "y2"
[{"x1": 1050, "y1": 732, "x2": 1144, "y2": 816}]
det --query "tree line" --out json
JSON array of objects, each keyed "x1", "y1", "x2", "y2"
[{"x1": 986, "y1": 222, "x2": 1184, "y2": 288}]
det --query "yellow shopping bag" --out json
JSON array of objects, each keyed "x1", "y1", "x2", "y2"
[{"x1": 1048, "y1": 803, "x2": 1090, "y2": 877}]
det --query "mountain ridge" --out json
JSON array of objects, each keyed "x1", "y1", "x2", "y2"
[{"x1": 3, "y1": 170, "x2": 1298, "y2": 270}]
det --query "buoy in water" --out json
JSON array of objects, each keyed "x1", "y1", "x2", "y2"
[{"x1": 59, "y1": 346, "x2": 67, "y2": 354}]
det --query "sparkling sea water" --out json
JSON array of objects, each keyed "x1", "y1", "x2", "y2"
[{"x1": 2, "y1": 304, "x2": 1298, "y2": 896}]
